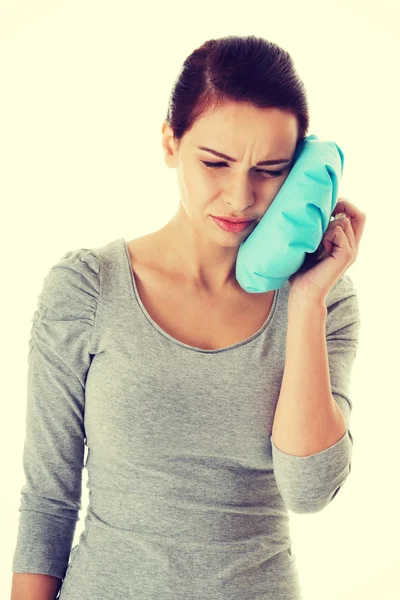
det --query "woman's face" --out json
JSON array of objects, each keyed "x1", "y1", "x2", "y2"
[{"x1": 161, "y1": 101, "x2": 299, "y2": 247}]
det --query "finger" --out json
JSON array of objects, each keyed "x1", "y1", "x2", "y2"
[
  {"x1": 323, "y1": 217, "x2": 354, "y2": 259},
  {"x1": 333, "y1": 198, "x2": 361, "y2": 219},
  {"x1": 332, "y1": 199, "x2": 366, "y2": 252},
  {"x1": 337, "y1": 217, "x2": 357, "y2": 253},
  {"x1": 329, "y1": 216, "x2": 356, "y2": 252},
  {"x1": 332, "y1": 198, "x2": 366, "y2": 226}
]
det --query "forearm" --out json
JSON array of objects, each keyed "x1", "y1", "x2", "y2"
[
  {"x1": 10, "y1": 573, "x2": 62, "y2": 600},
  {"x1": 272, "y1": 292, "x2": 347, "y2": 457}
]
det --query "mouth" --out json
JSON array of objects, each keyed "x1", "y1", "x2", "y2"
[
  {"x1": 212, "y1": 216, "x2": 255, "y2": 233},
  {"x1": 213, "y1": 216, "x2": 256, "y2": 223}
]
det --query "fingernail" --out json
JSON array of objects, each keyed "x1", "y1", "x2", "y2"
[{"x1": 332, "y1": 212, "x2": 347, "y2": 221}]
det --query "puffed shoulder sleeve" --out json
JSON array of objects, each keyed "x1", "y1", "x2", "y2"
[{"x1": 11, "y1": 248, "x2": 100, "y2": 579}]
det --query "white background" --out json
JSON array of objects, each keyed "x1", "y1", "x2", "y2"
[{"x1": 1, "y1": 1, "x2": 399, "y2": 598}]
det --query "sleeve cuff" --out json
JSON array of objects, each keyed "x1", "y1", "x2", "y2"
[{"x1": 270, "y1": 430, "x2": 352, "y2": 513}]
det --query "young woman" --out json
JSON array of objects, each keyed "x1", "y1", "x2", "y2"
[{"x1": 11, "y1": 35, "x2": 365, "y2": 600}]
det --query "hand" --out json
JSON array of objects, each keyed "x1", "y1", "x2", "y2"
[{"x1": 288, "y1": 198, "x2": 367, "y2": 303}]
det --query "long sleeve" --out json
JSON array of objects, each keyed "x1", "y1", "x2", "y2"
[
  {"x1": 270, "y1": 273, "x2": 361, "y2": 513},
  {"x1": 11, "y1": 247, "x2": 101, "y2": 579}
]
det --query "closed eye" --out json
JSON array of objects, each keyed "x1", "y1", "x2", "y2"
[{"x1": 201, "y1": 161, "x2": 285, "y2": 177}]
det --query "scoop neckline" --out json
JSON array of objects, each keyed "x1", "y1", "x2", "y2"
[{"x1": 121, "y1": 237, "x2": 280, "y2": 354}]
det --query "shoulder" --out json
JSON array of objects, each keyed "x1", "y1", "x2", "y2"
[
  {"x1": 52, "y1": 247, "x2": 101, "y2": 277},
  {"x1": 36, "y1": 247, "x2": 101, "y2": 320}
]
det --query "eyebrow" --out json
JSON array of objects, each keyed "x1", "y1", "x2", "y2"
[{"x1": 197, "y1": 145, "x2": 292, "y2": 166}]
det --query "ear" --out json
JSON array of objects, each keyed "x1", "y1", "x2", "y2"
[{"x1": 161, "y1": 121, "x2": 179, "y2": 169}]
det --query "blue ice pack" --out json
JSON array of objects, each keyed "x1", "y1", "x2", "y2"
[{"x1": 235, "y1": 134, "x2": 345, "y2": 293}]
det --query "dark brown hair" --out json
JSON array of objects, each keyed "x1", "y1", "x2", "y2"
[{"x1": 165, "y1": 35, "x2": 310, "y2": 151}]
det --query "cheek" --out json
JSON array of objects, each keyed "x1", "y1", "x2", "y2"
[
  {"x1": 181, "y1": 163, "x2": 205, "y2": 192},
  {"x1": 182, "y1": 168, "x2": 216, "y2": 203},
  {"x1": 176, "y1": 173, "x2": 210, "y2": 217}
]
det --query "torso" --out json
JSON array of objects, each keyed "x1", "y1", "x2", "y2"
[{"x1": 126, "y1": 234, "x2": 276, "y2": 351}]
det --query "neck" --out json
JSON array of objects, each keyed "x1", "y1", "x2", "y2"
[{"x1": 155, "y1": 215, "x2": 242, "y2": 295}]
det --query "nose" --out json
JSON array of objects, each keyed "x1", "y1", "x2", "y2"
[{"x1": 224, "y1": 178, "x2": 256, "y2": 213}]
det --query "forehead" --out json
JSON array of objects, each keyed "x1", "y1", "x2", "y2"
[{"x1": 190, "y1": 102, "x2": 298, "y2": 154}]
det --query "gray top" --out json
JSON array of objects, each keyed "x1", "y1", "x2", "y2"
[{"x1": 11, "y1": 237, "x2": 360, "y2": 600}]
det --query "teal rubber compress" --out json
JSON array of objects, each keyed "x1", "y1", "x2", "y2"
[{"x1": 235, "y1": 134, "x2": 345, "y2": 293}]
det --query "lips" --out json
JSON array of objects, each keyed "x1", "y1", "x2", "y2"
[
  {"x1": 212, "y1": 217, "x2": 254, "y2": 232},
  {"x1": 213, "y1": 217, "x2": 255, "y2": 223}
]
